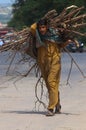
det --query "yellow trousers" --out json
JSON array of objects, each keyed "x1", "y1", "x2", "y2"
[{"x1": 37, "y1": 41, "x2": 61, "y2": 110}]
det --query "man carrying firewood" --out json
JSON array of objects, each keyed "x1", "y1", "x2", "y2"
[
  {"x1": 30, "y1": 18, "x2": 72, "y2": 116},
  {"x1": 0, "y1": 5, "x2": 85, "y2": 116}
]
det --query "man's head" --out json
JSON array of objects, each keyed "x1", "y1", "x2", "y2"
[{"x1": 37, "y1": 19, "x2": 48, "y2": 35}]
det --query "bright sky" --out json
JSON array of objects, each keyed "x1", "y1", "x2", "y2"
[{"x1": 0, "y1": 0, "x2": 15, "y2": 4}]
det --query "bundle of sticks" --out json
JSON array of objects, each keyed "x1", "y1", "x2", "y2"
[
  {"x1": 43, "y1": 5, "x2": 86, "y2": 43},
  {"x1": 0, "y1": 5, "x2": 86, "y2": 58},
  {"x1": 43, "y1": 5, "x2": 86, "y2": 38}
]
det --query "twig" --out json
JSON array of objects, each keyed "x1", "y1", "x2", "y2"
[
  {"x1": 35, "y1": 76, "x2": 47, "y2": 109},
  {"x1": 6, "y1": 50, "x2": 17, "y2": 75},
  {"x1": 66, "y1": 58, "x2": 73, "y2": 85},
  {"x1": 64, "y1": 47, "x2": 86, "y2": 78}
]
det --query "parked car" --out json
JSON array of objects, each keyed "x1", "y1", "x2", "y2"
[{"x1": 66, "y1": 41, "x2": 84, "y2": 52}]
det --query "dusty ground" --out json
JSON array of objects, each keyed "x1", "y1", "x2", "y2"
[{"x1": 0, "y1": 52, "x2": 86, "y2": 130}]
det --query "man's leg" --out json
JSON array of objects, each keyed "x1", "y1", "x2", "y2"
[
  {"x1": 47, "y1": 61, "x2": 61, "y2": 110},
  {"x1": 55, "y1": 91, "x2": 61, "y2": 113}
]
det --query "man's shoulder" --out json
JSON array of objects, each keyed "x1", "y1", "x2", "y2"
[
  {"x1": 31, "y1": 23, "x2": 37, "y2": 30},
  {"x1": 30, "y1": 23, "x2": 37, "y2": 35}
]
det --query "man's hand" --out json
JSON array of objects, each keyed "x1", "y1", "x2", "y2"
[
  {"x1": 67, "y1": 39, "x2": 72, "y2": 43},
  {"x1": 74, "y1": 39, "x2": 79, "y2": 47}
]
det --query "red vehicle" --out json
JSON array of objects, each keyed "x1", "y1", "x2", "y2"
[{"x1": 0, "y1": 30, "x2": 8, "y2": 37}]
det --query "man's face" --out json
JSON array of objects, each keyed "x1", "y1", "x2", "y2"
[{"x1": 38, "y1": 25, "x2": 47, "y2": 35}]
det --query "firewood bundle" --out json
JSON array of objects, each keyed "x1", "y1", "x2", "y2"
[
  {"x1": 0, "y1": 5, "x2": 86, "y2": 58},
  {"x1": 0, "y1": 27, "x2": 30, "y2": 51},
  {"x1": 43, "y1": 5, "x2": 86, "y2": 40}
]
